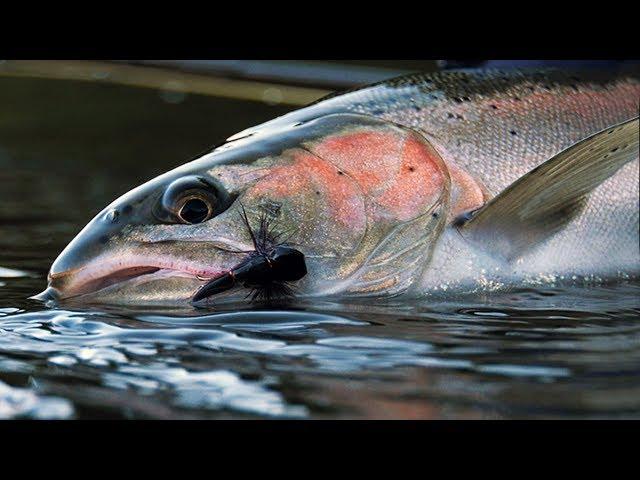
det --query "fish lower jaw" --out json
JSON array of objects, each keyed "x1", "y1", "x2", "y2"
[{"x1": 48, "y1": 257, "x2": 227, "y2": 300}]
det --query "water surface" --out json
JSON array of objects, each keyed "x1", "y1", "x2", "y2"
[{"x1": 1, "y1": 76, "x2": 639, "y2": 419}]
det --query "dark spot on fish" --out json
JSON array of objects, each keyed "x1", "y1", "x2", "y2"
[
  {"x1": 514, "y1": 96, "x2": 521, "y2": 101},
  {"x1": 105, "y1": 209, "x2": 119, "y2": 223},
  {"x1": 453, "y1": 210, "x2": 476, "y2": 226},
  {"x1": 337, "y1": 171, "x2": 344, "y2": 175},
  {"x1": 490, "y1": 104, "x2": 498, "y2": 110},
  {"x1": 432, "y1": 212, "x2": 439, "y2": 218},
  {"x1": 447, "y1": 112, "x2": 455, "y2": 118},
  {"x1": 122, "y1": 205, "x2": 132, "y2": 215},
  {"x1": 611, "y1": 147, "x2": 619, "y2": 153},
  {"x1": 456, "y1": 114, "x2": 464, "y2": 120},
  {"x1": 99, "y1": 235, "x2": 109, "y2": 244},
  {"x1": 570, "y1": 84, "x2": 580, "y2": 92},
  {"x1": 388, "y1": 69, "x2": 616, "y2": 103},
  {"x1": 413, "y1": 105, "x2": 421, "y2": 111},
  {"x1": 527, "y1": 86, "x2": 535, "y2": 92},
  {"x1": 315, "y1": 191, "x2": 320, "y2": 195},
  {"x1": 453, "y1": 97, "x2": 463, "y2": 104},
  {"x1": 372, "y1": 109, "x2": 385, "y2": 115},
  {"x1": 408, "y1": 166, "x2": 415, "y2": 172},
  {"x1": 510, "y1": 129, "x2": 518, "y2": 136}
]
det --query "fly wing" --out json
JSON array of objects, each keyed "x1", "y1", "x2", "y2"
[{"x1": 457, "y1": 116, "x2": 639, "y2": 261}]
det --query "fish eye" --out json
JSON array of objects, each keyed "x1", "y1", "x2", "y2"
[
  {"x1": 178, "y1": 195, "x2": 213, "y2": 224},
  {"x1": 155, "y1": 176, "x2": 233, "y2": 224}
]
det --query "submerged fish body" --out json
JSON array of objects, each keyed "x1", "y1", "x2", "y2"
[{"x1": 45, "y1": 68, "x2": 640, "y2": 304}]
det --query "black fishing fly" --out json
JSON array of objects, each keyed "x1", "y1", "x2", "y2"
[{"x1": 192, "y1": 205, "x2": 307, "y2": 303}]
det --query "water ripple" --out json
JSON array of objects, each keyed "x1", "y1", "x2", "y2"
[
  {"x1": 0, "y1": 379, "x2": 74, "y2": 419},
  {"x1": 0, "y1": 283, "x2": 639, "y2": 418}
]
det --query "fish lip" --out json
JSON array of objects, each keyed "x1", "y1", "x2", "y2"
[
  {"x1": 30, "y1": 286, "x2": 60, "y2": 303},
  {"x1": 48, "y1": 255, "x2": 229, "y2": 300},
  {"x1": 66, "y1": 265, "x2": 163, "y2": 298}
]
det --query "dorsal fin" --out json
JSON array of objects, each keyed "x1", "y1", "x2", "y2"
[{"x1": 457, "y1": 116, "x2": 639, "y2": 261}]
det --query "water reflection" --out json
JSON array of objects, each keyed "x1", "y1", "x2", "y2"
[
  {"x1": 1, "y1": 284, "x2": 639, "y2": 419},
  {"x1": 0, "y1": 378, "x2": 74, "y2": 419}
]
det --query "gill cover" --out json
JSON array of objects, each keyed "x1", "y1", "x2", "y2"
[{"x1": 239, "y1": 113, "x2": 451, "y2": 297}]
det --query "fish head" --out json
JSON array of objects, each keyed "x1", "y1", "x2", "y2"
[{"x1": 44, "y1": 113, "x2": 450, "y2": 305}]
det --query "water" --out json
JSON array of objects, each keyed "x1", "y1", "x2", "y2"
[{"x1": 1, "y1": 75, "x2": 639, "y2": 419}]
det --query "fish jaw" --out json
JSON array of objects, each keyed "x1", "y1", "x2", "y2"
[{"x1": 47, "y1": 251, "x2": 230, "y2": 302}]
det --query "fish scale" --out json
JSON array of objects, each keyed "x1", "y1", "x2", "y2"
[
  {"x1": 235, "y1": 69, "x2": 640, "y2": 292},
  {"x1": 291, "y1": 68, "x2": 640, "y2": 193},
  {"x1": 235, "y1": 68, "x2": 640, "y2": 288}
]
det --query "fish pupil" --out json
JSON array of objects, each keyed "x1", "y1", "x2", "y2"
[{"x1": 180, "y1": 198, "x2": 210, "y2": 224}]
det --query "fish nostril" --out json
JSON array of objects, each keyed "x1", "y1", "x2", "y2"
[{"x1": 104, "y1": 209, "x2": 119, "y2": 223}]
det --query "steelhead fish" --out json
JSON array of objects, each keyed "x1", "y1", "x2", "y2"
[{"x1": 42, "y1": 68, "x2": 640, "y2": 305}]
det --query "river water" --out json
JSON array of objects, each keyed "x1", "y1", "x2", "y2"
[{"x1": 1, "y1": 75, "x2": 639, "y2": 419}]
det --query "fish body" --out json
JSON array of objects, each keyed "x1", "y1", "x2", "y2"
[
  {"x1": 44, "y1": 68, "x2": 640, "y2": 304},
  {"x1": 230, "y1": 68, "x2": 640, "y2": 293}
]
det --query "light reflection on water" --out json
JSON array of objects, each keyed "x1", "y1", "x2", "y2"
[
  {"x1": 1, "y1": 286, "x2": 639, "y2": 419},
  {"x1": 0, "y1": 74, "x2": 639, "y2": 419}
]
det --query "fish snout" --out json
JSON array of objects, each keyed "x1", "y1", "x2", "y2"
[
  {"x1": 30, "y1": 285, "x2": 60, "y2": 303},
  {"x1": 47, "y1": 205, "x2": 132, "y2": 298},
  {"x1": 47, "y1": 265, "x2": 83, "y2": 298}
]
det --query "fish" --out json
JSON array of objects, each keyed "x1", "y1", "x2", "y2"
[{"x1": 41, "y1": 68, "x2": 640, "y2": 305}]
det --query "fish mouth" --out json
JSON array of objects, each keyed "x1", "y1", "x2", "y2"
[
  {"x1": 71, "y1": 265, "x2": 163, "y2": 296},
  {"x1": 46, "y1": 256, "x2": 228, "y2": 301}
]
